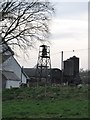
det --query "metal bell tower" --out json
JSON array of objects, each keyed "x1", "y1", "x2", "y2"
[{"x1": 36, "y1": 45, "x2": 51, "y2": 86}]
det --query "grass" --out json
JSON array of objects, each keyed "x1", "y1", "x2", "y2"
[
  {"x1": 2, "y1": 85, "x2": 89, "y2": 119},
  {"x1": 3, "y1": 99, "x2": 88, "y2": 118}
]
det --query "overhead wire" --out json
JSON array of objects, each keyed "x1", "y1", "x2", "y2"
[
  {"x1": 27, "y1": 48, "x2": 89, "y2": 60},
  {"x1": 51, "y1": 48, "x2": 89, "y2": 56}
]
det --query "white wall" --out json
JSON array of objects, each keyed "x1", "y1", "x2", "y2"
[
  {"x1": 21, "y1": 73, "x2": 26, "y2": 83},
  {"x1": 2, "y1": 56, "x2": 27, "y2": 83},
  {"x1": 6, "y1": 80, "x2": 20, "y2": 88}
]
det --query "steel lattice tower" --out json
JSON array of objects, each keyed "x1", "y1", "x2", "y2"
[{"x1": 36, "y1": 45, "x2": 51, "y2": 86}]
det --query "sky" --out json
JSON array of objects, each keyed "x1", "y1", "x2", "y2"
[{"x1": 15, "y1": 1, "x2": 88, "y2": 70}]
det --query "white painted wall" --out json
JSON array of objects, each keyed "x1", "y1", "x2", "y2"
[
  {"x1": 6, "y1": 80, "x2": 21, "y2": 88},
  {"x1": 2, "y1": 56, "x2": 27, "y2": 83}
]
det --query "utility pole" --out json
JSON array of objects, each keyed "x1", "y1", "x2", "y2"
[
  {"x1": 61, "y1": 51, "x2": 64, "y2": 84},
  {"x1": 61, "y1": 51, "x2": 63, "y2": 70}
]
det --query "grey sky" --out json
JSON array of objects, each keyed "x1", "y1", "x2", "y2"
[
  {"x1": 16, "y1": 1, "x2": 88, "y2": 70},
  {"x1": 55, "y1": 2, "x2": 88, "y2": 16}
]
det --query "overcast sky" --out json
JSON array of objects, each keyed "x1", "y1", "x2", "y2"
[{"x1": 15, "y1": 1, "x2": 88, "y2": 70}]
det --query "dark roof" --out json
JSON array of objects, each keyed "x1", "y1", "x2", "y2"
[
  {"x1": 51, "y1": 68, "x2": 62, "y2": 71},
  {"x1": 0, "y1": 55, "x2": 11, "y2": 65},
  {"x1": 2, "y1": 42, "x2": 14, "y2": 55},
  {"x1": 2, "y1": 71, "x2": 20, "y2": 81},
  {"x1": 24, "y1": 68, "x2": 48, "y2": 78},
  {"x1": 64, "y1": 56, "x2": 79, "y2": 62},
  {"x1": 40, "y1": 45, "x2": 47, "y2": 47},
  {"x1": 24, "y1": 68, "x2": 36, "y2": 77},
  {"x1": 69, "y1": 56, "x2": 79, "y2": 60},
  {"x1": 2, "y1": 55, "x2": 11, "y2": 63},
  {"x1": 24, "y1": 68, "x2": 62, "y2": 78}
]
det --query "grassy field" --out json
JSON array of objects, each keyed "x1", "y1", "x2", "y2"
[{"x1": 2, "y1": 85, "x2": 89, "y2": 119}]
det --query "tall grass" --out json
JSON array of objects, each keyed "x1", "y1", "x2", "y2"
[{"x1": 2, "y1": 85, "x2": 89, "y2": 118}]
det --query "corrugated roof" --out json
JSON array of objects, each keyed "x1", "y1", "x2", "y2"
[{"x1": 2, "y1": 71, "x2": 20, "y2": 81}]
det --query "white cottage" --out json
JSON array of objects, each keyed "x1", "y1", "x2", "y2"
[
  {"x1": 2, "y1": 71, "x2": 21, "y2": 88},
  {"x1": 1, "y1": 55, "x2": 29, "y2": 88},
  {"x1": 0, "y1": 41, "x2": 29, "y2": 88},
  {"x1": 2, "y1": 55, "x2": 27, "y2": 83}
]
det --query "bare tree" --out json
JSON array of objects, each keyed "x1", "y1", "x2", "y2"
[{"x1": 0, "y1": 0, "x2": 54, "y2": 54}]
